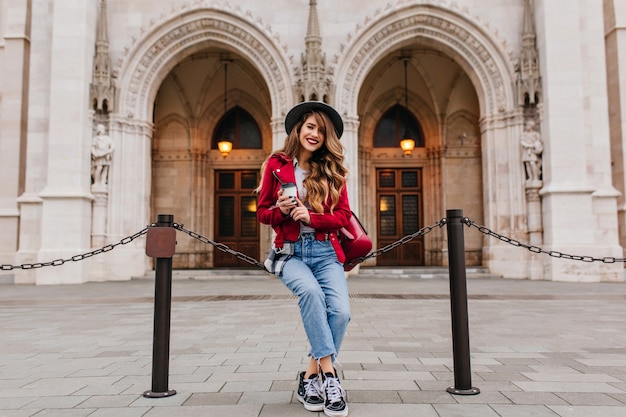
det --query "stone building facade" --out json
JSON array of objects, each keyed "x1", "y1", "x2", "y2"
[{"x1": 1, "y1": 0, "x2": 625, "y2": 284}]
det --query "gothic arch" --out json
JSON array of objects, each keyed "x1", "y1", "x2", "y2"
[
  {"x1": 198, "y1": 91, "x2": 273, "y2": 154},
  {"x1": 113, "y1": 7, "x2": 292, "y2": 123},
  {"x1": 334, "y1": 4, "x2": 515, "y2": 118}
]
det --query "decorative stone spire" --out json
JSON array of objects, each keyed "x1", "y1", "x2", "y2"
[
  {"x1": 295, "y1": 0, "x2": 335, "y2": 103},
  {"x1": 516, "y1": 0, "x2": 541, "y2": 107},
  {"x1": 90, "y1": 0, "x2": 116, "y2": 113}
]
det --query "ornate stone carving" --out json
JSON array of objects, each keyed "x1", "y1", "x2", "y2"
[
  {"x1": 90, "y1": 0, "x2": 116, "y2": 113},
  {"x1": 335, "y1": 2, "x2": 514, "y2": 114},
  {"x1": 525, "y1": 186, "x2": 540, "y2": 203},
  {"x1": 92, "y1": 191, "x2": 109, "y2": 207},
  {"x1": 115, "y1": 2, "x2": 290, "y2": 118},
  {"x1": 516, "y1": 0, "x2": 541, "y2": 106},
  {"x1": 294, "y1": 0, "x2": 335, "y2": 103}
]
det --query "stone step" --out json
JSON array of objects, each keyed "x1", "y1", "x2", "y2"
[
  {"x1": 355, "y1": 266, "x2": 501, "y2": 279},
  {"x1": 137, "y1": 268, "x2": 272, "y2": 281},
  {"x1": 137, "y1": 266, "x2": 501, "y2": 280}
]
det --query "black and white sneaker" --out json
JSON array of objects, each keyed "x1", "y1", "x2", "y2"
[
  {"x1": 297, "y1": 371, "x2": 325, "y2": 412},
  {"x1": 322, "y1": 372, "x2": 348, "y2": 417}
]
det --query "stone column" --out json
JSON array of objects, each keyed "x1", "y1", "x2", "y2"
[
  {"x1": 91, "y1": 190, "x2": 108, "y2": 248},
  {"x1": 342, "y1": 115, "x2": 360, "y2": 275},
  {"x1": 605, "y1": 0, "x2": 626, "y2": 261},
  {"x1": 0, "y1": 0, "x2": 30, "y2": 268},
  {"x1": 14, "y1": 0, "x2": 53, "y2": 284},
  {"x1": 427, "y1": 145, "x2": 445, "y2": 266},
  {"x1": 101, "y1": 115, "x2": 153, "y2": 281},
  {"x1": 342, "y1": 115, "x2": 360, "y2": 215},
  {"x1": 358, "y1": 144, "x2": 374, "y2": 268},
  {"x1": 525, "y1": 181, "x2": 543, "y2": 280},
  {"x1": 89, "y1": 189, "x2": 108, "y2": 282},
  {"x1": 535, "y1": 0, "x2": 622, "y2": 281},
  {"x1": 479, "y1": 115, "x2": 529, "y2": 279},
  {"x1": 35, "y1": 0, "x2": 98, "y2": 284}
]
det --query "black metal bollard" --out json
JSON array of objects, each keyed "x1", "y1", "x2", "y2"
[
  {"x1": 143, "y1": 214, "x2": 177, "y2": 398},
  {"x1": 445, "y1": 209, "x2": 480, "y2": 395}
]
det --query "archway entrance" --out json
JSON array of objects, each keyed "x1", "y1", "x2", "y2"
[
  {"x1": 151, "y1": 49, "x2": 271, "y2": 269},
  {"x1": 358, "y1": 49, "x2": 483, "y2": 267}
]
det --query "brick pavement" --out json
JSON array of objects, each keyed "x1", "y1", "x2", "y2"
[{"x1": 1, "y1": 270, "x2": 626, "y2": 417}]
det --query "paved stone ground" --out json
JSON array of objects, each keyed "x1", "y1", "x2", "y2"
[{"x1": 1, "y1": 269, "x2": 626, "y2": 417}]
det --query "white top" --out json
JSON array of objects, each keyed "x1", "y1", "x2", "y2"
[{"x1": 295, "y1": 162, "x2": 315, "y2": 234}]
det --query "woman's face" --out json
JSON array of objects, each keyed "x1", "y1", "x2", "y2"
[{"x1": 298, "y1": 114, "x2": 325, "y2": 157}]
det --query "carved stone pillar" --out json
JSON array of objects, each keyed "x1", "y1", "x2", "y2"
[
  {"x1": 427, "y1": 145, "x2": 445, "y2": 266},
  {"x1": 89, "y1": 188, "x2": 108, "y2": 282},
  {"x1": 525, "y1": 181, "x2": 543, "y2": 280},
  {"x1": 35, "y1": 0, "x2": 98, "y2": 285},
  {"x1": 91, "y1": 188, "x2": 108, "y2": 248}
]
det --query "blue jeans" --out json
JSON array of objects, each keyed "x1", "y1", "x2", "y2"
[{"x1": 279, "y1": 233, "x2": 351, "y2": 361}]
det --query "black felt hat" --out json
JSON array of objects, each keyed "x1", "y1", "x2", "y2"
[{"x1": 284, "y1": 101, "x2": 344, "y2": 138}]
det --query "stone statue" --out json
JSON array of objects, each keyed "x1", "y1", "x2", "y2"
[
  {"x1": 91, "y1": 124, "x2": 114, "y2": 186},
  {"x1": 520, "y1": 120, "x2": 543, "y2": 181}
]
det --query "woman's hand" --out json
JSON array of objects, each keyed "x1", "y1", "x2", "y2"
[
  {"x1": 290, "y1": 198, "x2": 311, "y2": 225},
  {"x1": 277, "y1": 189, "x2": 297, "y2": 216}
]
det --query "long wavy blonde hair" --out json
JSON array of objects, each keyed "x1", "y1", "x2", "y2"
[{"x1": 258, "y1": 110, "x2": 348, "y2": 213}]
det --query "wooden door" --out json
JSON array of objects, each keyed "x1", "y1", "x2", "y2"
[
  {"x1": 214, "y1": 170, "x2": 259, "y2": 267},
  {"x1": 375, "y1": 168, "x2": 424, "y2": 266}
]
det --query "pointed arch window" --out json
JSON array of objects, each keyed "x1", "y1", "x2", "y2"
[
  {"x1": 374, "y1": 105, "x2": 424, "y2": 148},
  {"x1": 212, "y1": 106, "x2": 262, "y2": 150}
]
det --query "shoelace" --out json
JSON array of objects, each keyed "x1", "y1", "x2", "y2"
[
  {"x1": 323, "y1": 376, "x2": 346, "y2": 403},
  {"x1": 305, "y1": 376, "x2": 323, "y2": 398}
]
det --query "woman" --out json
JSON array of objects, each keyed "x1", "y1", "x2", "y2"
[{"x1": 256, "y1": 101, "x2": 351, "y2": 417}]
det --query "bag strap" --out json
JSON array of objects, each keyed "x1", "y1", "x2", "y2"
[
  {"x1": 339, "y1": 227, "x2": 355, "y2": 240},
  {"x1": 351, "y1": 211, "x2": 369, "y2": 234}
]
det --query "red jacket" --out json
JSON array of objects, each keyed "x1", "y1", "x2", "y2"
[{"x1": 257, "y1": 153, "x2": 352, "y2": 263}]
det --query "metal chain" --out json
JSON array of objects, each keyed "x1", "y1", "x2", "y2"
[
  {"x1": 173, "y1": 223, "x2": 267, "y2": 269},
  {"x1": 0, "y1": 228, "x2": 149, "y2": 271},
  {"x1": 176, "y1": 219, "x2": 448, "y2": 271},
  {"x1": 343, "y1": 218, "x2": 448, "y2": 269},
  {"x1": 462, "y1": 217, "x2": 626, "y2": 263},
  {"x1": 18, "y1": 215, "x2": 610, "y2": 273}
]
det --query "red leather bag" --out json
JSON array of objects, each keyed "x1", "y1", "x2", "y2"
[{"x1": 339, "y1": 212, "x2": 373, "y2": 271}]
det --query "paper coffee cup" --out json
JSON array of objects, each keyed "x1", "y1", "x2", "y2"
[{"x1": 280, "y1": 182, "x2": 297, "y2": 198}]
